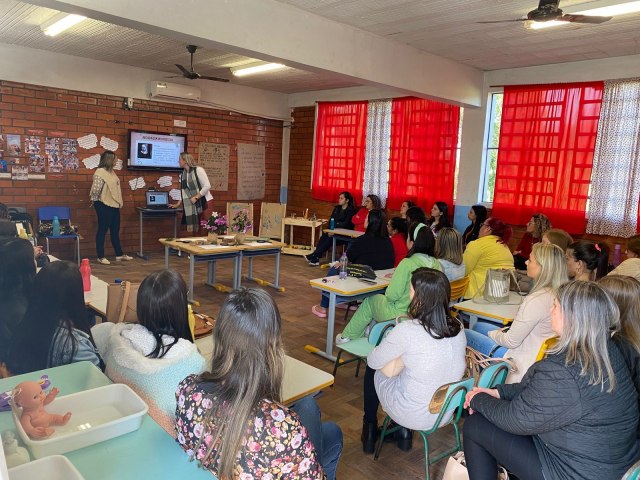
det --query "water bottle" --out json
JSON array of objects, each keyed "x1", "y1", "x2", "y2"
[
  {"x1": 52, "y1": 216, "x2": 61, "y2": 236},
  {"x1": 613, "y1": 244, "x2": 622, "y2": 267},
  {"x1": 339, "y1": 251, "x2": 348, "y2": 280},
  {"x1": 329, "y1": 217, "x2": 335, "y2": 230},
  {"x1": 80, "y1": 258, "x2": 92, "y2": 292}
]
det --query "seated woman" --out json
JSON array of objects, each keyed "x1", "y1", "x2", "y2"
[
  {"x1": 305, "y1": 191, "x2": 356, "y2": 266},
  {"x1": 608, "y1": 234, "x2": 640, "y2": 281},
  {"x1": 462, "y1": 205, "x2": 487, "y2": 248},
  {"x1": 399, "y1": 200, "x2": 415, "y2": 219},
  {"x1": 465, "y1": 243, "x2": 568, "y2": 382},
  {"x1": 8, "y1": 261, "x2": 103, "y2": 375},
  {"x1": 513, "y1": 213, "x2": 551, "y2": 270},
  {"x1": 541, "y1": 228, "x2": 573, "y2": 251},
  {"x1": 565, "y1": 240, "x2": 609, "y2": 281},
  {"x1": 92, "y1": 270, "x2": 205, "y2": 433},
  {"x1": 435, "y1": 227, "x2": 465, "y2": 281},
  {"x1": 311, "y1": 209, "x2": 395, "y2": 317},
  {"x1": 463, "y1": 281, "x2": 640, "y2": 480},
  {"x1": 351, "y1": 194, "x2": 383, "y2": 232},
  {"x1": 335, "y1": 223, "x2": 441, "y2": 343},
  {"x1": 176, "y1": 288, "x2": 342, "y2": 480},
  {"x1": 598, "y1": 275, "x2": 640, "y2": 437},
  {"x1": 427, "y1": 201, "x2": 452, "y2": 237},
  {"x1": 387, "y1": 216, "x2": 408, "y2": 267},
  {"x1": 361, "y1": 268, "x2": 466, "y2": 453},
  {"x1": 462, "y1": 217, "x2": 515, "y2": 299},
  {"x1": 0, "y1": 238, "x2": 37, "y2": 376}
]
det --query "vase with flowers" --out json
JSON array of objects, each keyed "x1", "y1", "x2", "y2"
[
  {"x1": 231, "y1": 210, "x2": 252, "y2": 245},
  {"x1": 201, "y1": 212, "x2": 228, "y2": 244}
]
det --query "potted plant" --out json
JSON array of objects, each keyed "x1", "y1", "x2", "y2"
[
  {"x1": 230, "y1": 210, "x2": 252, "y2": 245},
  {"x1": 201, "y1": 212, "x2": 228, "y2": 243}
]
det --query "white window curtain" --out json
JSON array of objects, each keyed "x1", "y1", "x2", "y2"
[
  {"x1": 586, "y1": 78, "x2": 640, "y2": 237},
  {"x1": 362, "y1": 99, "x2": 392, "y2": 207}
]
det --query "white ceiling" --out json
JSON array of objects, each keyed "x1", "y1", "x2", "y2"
[{"x1": 0, "y1": 0, "x2": 638, "y2": 93}]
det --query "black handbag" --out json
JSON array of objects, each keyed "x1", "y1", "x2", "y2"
[{"x1": 346, "y1": 264, "x2": 376, "y2": 280}]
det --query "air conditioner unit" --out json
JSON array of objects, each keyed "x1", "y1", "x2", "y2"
[{"x1": 147, "y1": 81, "x2": 201, "y2": 102}]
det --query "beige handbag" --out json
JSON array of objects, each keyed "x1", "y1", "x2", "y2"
[
  {"x1": 380, "y1": 357, "x2": 405, "y2": 377},
  {"x1": 106, "y1": 281, "x2": 139, "y2": 323},
  {"x1": 442, "y1": 452, "x2": 509, "y2": 480}
]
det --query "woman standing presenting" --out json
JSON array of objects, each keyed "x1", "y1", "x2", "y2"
[
  {"x1": 89, "y1": 150, "x2": 132, "y2": 265},
  {"x1": 170, "y1": 152, "x2": 213, "y2": 234}
]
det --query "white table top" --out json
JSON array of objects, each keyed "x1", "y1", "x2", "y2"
[
  {"x1": 84, "y1": 275, "x2": 108, "y2": 316},
  {"x1": 309, "y1": 268, "x2": 394, "y2": 296},
  {"x1": 195, "y1": 336, "x2": 334, "y2": 404},
  {"x1": 324, "y1": 228, "x2": 364, "y2": 238},
  {"x1": 454, "y1": 292, "x2": 523, "y2": 324}
]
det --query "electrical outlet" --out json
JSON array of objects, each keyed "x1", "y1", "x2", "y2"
[{"x1": 126, "y1": 97, "x2": 134, "y2": 109}]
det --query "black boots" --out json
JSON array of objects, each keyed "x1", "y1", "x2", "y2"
[
  {"x1": 395, "y1": 427, "x2": 413, "y2": 451},
  {"x1": 361, "y1": 419, "x2": 378, "y2": 454}
]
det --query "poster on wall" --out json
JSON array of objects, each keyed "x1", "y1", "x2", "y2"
[
  {"x1": 237, "y1": 143, "x2": 265, "y2": 200},
  {"x1": 45, "y1": 137, "x2": 63, "y2": 173},
  {"x1": 24, "y1": 136, "x2": 41, "y2": 155},
  {"x1": 11, "y1": 165, "x2": 28, "y2": 180},
  {"x1": 29, "y1": 154, "x2": 45, "y2": 173},
  {"x1": 6, "y1": 135, "x2": 21, "y2": 156},
  {"x1": 198, "y1": 142, "x2": 229, "y2": 191},
  {"x1": 62, "y1": 138, "x2": 79, "y2": 171}
]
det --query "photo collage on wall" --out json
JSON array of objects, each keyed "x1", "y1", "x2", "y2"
[{"x1": 0, "y1": 131, "x2": 79, "y2": 179}]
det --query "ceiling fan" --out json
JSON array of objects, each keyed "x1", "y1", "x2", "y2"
[
  {"x1": 478, "y1": 0, "x2": 613, "y2": 25},
  {"x1": 171, "y1": 45, "x2": 229, "y2": 82}
]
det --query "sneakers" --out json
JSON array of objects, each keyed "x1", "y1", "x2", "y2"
[
  {"x1": 96, "y1": 257, "x2": 111, "y2": 265},
  {"x1": 116, "y1": 254, "x2": 133, "y2": 261},
  {"x1": 305, "y1": 254, "x2": 319, "y2": 266},
  {"x1": 335, "y1": 333, "x2": 351, "y2": 345}
]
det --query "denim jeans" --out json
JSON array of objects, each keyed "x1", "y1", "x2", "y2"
[
  {"x1": 465, "y1": 323, "x2": 508, "y2": 357},
  {"x1": 320, "y1": 267, "x2": 340, "y2": 308},
  {"x1": 292, "y1": 396, "x2": 343, "y2": 480}
]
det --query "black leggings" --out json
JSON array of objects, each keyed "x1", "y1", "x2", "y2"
[
  {"x1": 463, "y1": 413, "x2": 544, "y2": 480},
  {"x1": 363, "y1": 366, "x2": 380, "y2": 423},
  {"x1": 94, "y1": 201, "x2": 123, "y2": 258}
]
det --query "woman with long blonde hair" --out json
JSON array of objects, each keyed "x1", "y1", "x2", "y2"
[
  {"x1": 465, "y1": 243, "x2": 569, "y2": 382},
  {"x1": 463, "y1": 281, "x2": 639, "y2": 480},
  {"x1": 175, "y1": 288, "x2": 342, "y2": 479}
]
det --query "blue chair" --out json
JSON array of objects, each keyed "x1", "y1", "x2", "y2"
[
  {"x1": 38, "y1": 206, "x2": 80, "y2": 265},
  {"x1": 374, "y1": 377, "x2": 475, "y2": 480},
  {"x1": 476, "y1": 361, "x2": 510, "y2": 388},
  {"x1": 332, "y1": 320, "x2": 395, "y2": 378}
]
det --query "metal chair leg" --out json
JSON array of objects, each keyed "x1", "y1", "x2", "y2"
[{"x1": 332, "y1": 350, "x2": 344, "y2": 378}]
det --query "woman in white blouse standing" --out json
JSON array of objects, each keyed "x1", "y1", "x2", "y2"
[
  {"x1": 89, "y1": 150, "x2": 132, "y2": 265},
  {"x1": 170, "y1": 152, "x2": 213, "y2": 235}
]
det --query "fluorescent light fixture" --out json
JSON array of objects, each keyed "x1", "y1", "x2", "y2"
[
  {"x1": 41, "y1": 13, "x2": 87, "y2": 36},
  {"x1": 527, "y1": 0, "x2": 640, "y2": 29},
  {"x1": 230, "y1": 62, "x2": 286, "y2": 77}
]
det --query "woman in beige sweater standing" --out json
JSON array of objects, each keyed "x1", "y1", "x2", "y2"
[
  {"x1": 465, "y1": 243, "x2": 568, "y2": 382},
  {"x1": 89, "y1": 150, "x2": 132, "y2": 265}
]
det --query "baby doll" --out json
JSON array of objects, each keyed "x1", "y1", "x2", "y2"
[{"x1": 13, "y1": 381, "x2": 71, "y2": 439}]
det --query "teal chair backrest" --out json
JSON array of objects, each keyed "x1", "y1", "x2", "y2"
[
  {"x1": 439, "y1": 377, "x2": 475, "y2": 417},
  {"x1": 476, "y1": 361, "x2": 510, "y2": 389},
  {"x1": 368, "y1": 320, "x2": 395, "y2": 346},
  {"x1": 623, "y1": 460, "x2": 640, "y2": 480}
]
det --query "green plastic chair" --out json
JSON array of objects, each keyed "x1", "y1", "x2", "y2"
[
  {"x1": 476, "y1": 361, "x2": 510, "y2": 388},
  {"x1": 331, "y1": 320, "x2": 395, "y2": 378},
  {"x1": 374, "y1": 376, "x2": 475, "y2": 480},
  {"x1": 623, "y1": 460, "x2": 640, "y2": 480}
]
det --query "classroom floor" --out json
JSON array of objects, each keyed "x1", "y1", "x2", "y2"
[{"x1": 90, "y1": 250, "x2": 459, "y2": 479}]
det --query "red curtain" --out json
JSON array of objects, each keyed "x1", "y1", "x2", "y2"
[
  {"x1": 311, "y1": 102, "x2": 367, "y2": 203},
  {"x1": 491, "y1": 82, "x2": 604, "y2": 234},
  {"x1": 387, "y1": 97, "x2": 461, "y2": 210}
]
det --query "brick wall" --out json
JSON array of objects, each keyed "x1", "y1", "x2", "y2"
[{"x1": 0, "y1": 80, "x2": 283, "y2": 259}]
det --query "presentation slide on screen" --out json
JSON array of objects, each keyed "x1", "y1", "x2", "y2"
[{"x1": 130, "y1": 132, "x2": 184, "y2": 168}]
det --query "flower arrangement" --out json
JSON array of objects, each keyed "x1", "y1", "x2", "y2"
[
  {"x1": 230, "y1": 210, "x2": 253, "y2": 234},
  {"x1": 201, "y1": 212, "x2": 228, "y2": 235}
]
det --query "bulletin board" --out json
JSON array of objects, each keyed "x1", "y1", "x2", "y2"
[
  {"x1": 226, "y1": 202, "x2": 254, "y2": 235},
  {"x1": 259, "y1": 202, "x2": 286, "y2": 239}
]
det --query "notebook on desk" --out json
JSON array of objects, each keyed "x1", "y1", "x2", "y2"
[{"x1": 145, "y1": 191, "x2": 170, "y2": 209}]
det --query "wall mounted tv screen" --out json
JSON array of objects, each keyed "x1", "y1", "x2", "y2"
[{"x1": 127, "y1": 130, "x2": 187, "y2": 171}]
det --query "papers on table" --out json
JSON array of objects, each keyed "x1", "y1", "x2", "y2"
[{"x1": 197, "y1": 244, "x2": 234, "y2": 250}]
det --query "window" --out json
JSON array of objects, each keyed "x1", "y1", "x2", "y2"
[{"x1": 481, "y1": 92, "x2": 503, "y2": 203}]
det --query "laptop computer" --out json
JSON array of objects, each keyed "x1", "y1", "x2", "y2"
[{"x1": 145, "y1": 190, "x2": 170, "y2": 209}]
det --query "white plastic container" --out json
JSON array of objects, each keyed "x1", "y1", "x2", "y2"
[
  {"x1": 13, "y1": 384, "x2": 148, "y2": 459},
  {"x1": 9, "y1": 455, "x2": 85, "y2": 480}
]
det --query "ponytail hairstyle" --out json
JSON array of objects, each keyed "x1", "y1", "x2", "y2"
[
  {"x1": 407, "y1": 222, "x2": 435, "y2": 258},
  {"x1": 568, "y1": 241, "x2": 609, "y2": 280}
]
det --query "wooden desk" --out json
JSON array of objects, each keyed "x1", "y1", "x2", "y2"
[
  {"x1": 454, "y1": 292, "x2": 523, "y2": 329},
  {"x1": 195, "y1": 337, "x2": 334, "y2": 404},
  {"x1": 308, "y1": 269, "x2": 394, "y2": 361},
  {"x1": 0, "y1": 362, "x2": 214, "y2": 480},
  {"x1": 324, "y1": 228, "x2": 364, "y2": 262},
  {"x1": 135, "y1": 207, "x2": 178, "y2": 260},
  {"x1": 281, "y1": 217, "x2": 326, "y2": 256},
  {"x1": 160, "y1": 237, "x2": 285, "y2": 301}
]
